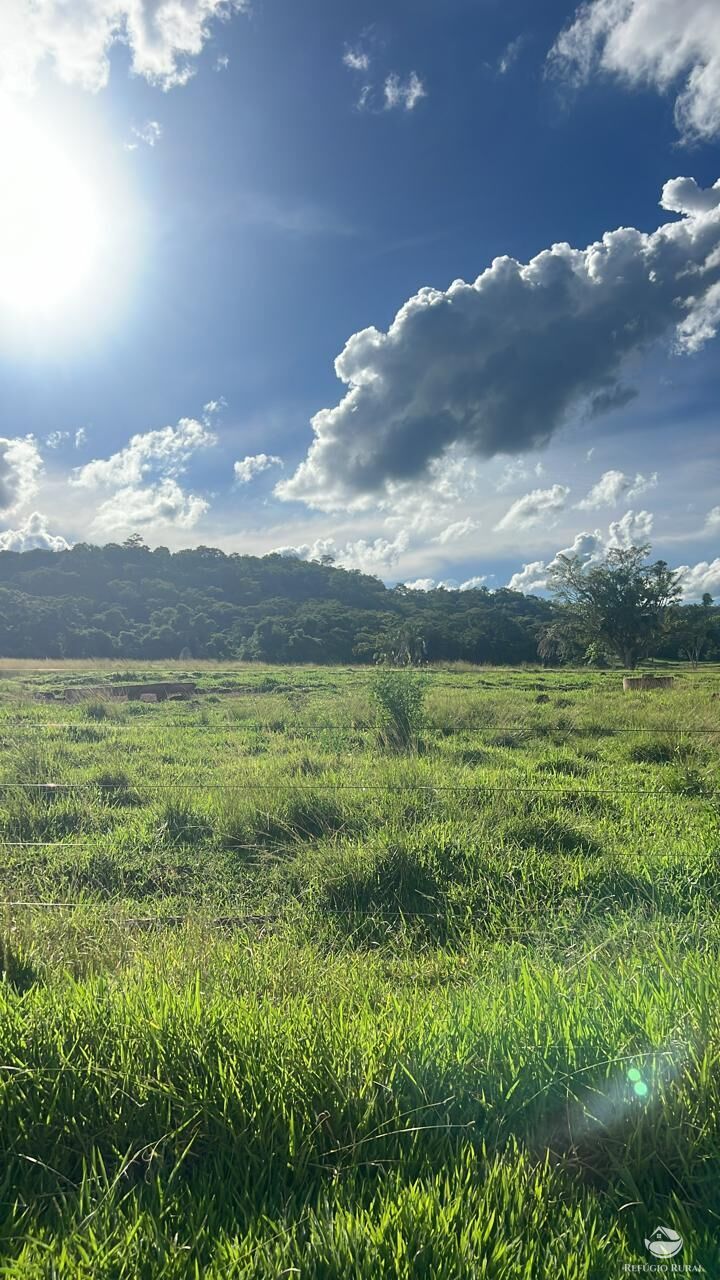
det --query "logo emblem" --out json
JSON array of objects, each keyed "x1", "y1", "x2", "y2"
[{"x1": 645, "y1": 1226, "x2": 683, "y2": 1259}]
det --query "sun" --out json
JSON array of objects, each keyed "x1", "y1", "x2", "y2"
[{"x1": 0, "y1": 104, "x2": 105, "y2": 320}]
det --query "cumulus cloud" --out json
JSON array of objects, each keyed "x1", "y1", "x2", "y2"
[
  {"x1": 495, "y1": 484, "x2": 570, "y2": 532},
  {"x1": 577, "y1": 468, "x2": 657, "y2": 509},
  {"x1": 433, "y1": 517, "x2": 479, "y2": 544},
  {"x1": 403, "y1": 575, "x2": 487, "y2": 592},
  {"x1": 271, "y1": 531, "x2": 410, "y2": 574},
  {"x1": 607, "y1": 508, "x2": 654, "y2": 547},
  {"x1": 0, "y1": 511, "x2": 70, "y2": 551},
  {"x1": 233, "y1": 453, "x2": 283, "y2": 484},
  {"x1": 0, "y1": 436, "x2": 42, "y2": 515},
  {"x1": 383, "y1": 71, "x2": 426, "y2": 111},
  {"x1": 507, "y1": 561, "x2": 550, "y2": 593},
  {"x1": 91, "y1": 480, "x2": 209, "y2": 532},
  {"x1": 278, "y1": 176, "x2": 720, "y2": 511},
  {"x1": 72, "y1": 417, "x2": 214, "y2": 490},
  {"x1": 506, "y1": 517, "x2": 646, "y2": 592},
  {"x1": 549, "y1": 0, "x2": 720, "y2": 142},
  {"x1": 72, "y1": 415, "x2": 214, "y2": 533},
  {"x1": 707, "y1": 506, "x2": 720, "y2": 527},
  {"x1": 676, "y1": 560, "x2": 720, "y2": 599},
  {"x1": 0, "y1": 0, "x2": 247, "y2": 94}
]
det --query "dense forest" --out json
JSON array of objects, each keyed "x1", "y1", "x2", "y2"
[{"x1": 0, "y1": 538, "x2": 718, "y2": 663}]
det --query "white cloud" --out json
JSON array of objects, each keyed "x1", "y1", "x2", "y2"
[
  {"x1": 498, "y1": 35, "x2": 525, "y2": 75},
  {"x1": 576, "y1": 468, "x2": 657, "y2": 509},
  {"x1": 0, "y1": 511, "x2": 70, "y2": 551},
  {"x1": 72, "y1": 417, "x2": 215, "y2": 489},
  {"x1": 433, "y1": 517, "x2": 478, "y2": 544},
  {"x1": 233, "y1": 453, "x2": 283, "y2": 484},
  {"x1": 125, "y1": 120, "x2": 163, "y2": 151},
  {"x1": 495, "y1": 458, "x2": 545, "y2": 492},
  {"x1": 549, "y1": 0, "x2": 720, "y2": 142},
  {"x1": 277, "y1": 176, "x2": 720, "y2": 511},
  {"x1": 0, "y1": 0, "x2": 247, "y2": 94},
  {"x1": 495, "y1": 484, "x2": 570, "y2": 532},
  {"x1": 383, "y1": 71, "x2": 426, "y2": 111},
  {"x1": 403, "y1": 575, "x2": 484, "y2": 592},
  {"x1": 343, "y1": 47, "x2": 370, "y2": 72},
  {"x1": 45, "y1": 431, "x2": 69, "y2": 449},
  {"x1": 508, "y1": 561, "x2": 549, "y2": 593},
  {"x1": 676, "y1": 560, "x2": 720, "y2": 599},
  {"x1": 0, "y1": 436, "x2": 42, "y2": 515},
  {"x1": 271, "y1": 531, "x2": 410, "y2": 574},
  {"x1": 91, "y1": 480, "x2": 209, "y2": 532},
  {"x1": 707, "y1": 505, "x2": 720, "y2": 527},
  {"x1": 203, "y1": 397, "x2": 227, "y2": 419},
  {"x1": 607, "y1": 508, "x2": 654, "y2": 548},
  {"x1": 506, "y1": 517, "x2": 646, "y2": 592},
  {"x1": 44, "y1": 427, "x2": 89, "y2": 450},
  {"x1": 71, "y1": 415, "x2": 214, "y2": 534},
  {"x1": 215, "y1": 54, "x2": 229, "y2": 71}
]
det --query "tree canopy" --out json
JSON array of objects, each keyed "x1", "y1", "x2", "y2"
[
  {"x1": 545, "y1": 544, "x2": 683, "y2": 668},
  {"x1": 0, "y1": 539, "x2": 716, "y2": 664}
]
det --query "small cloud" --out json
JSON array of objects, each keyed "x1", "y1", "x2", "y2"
[
  {"x1": 495, "y1": 484, "x2": 570, "y2": 532},
  {"x1": 125, "y1": 120, "x2": 163, "y2": 151},
  {"x1": 497, "y1": 35, "x2": 526, "y2": 75},
  {"x1": 233, "y1": 453, "x2": 283, "y2": 484},
  {"x1": 0, "y1": 436, "x2": 43, "y2": 516},
  {"x1": 45, "y1": 431, "x2": 69, "y2": 449},
  {"x1": 508, "y1": 561, "x2": 548, "y2": 593},
  {"x1": 384, "y1": 71, "x2": 426, "y2": 111},
  {"x1": 433, "y1": 517, "x2": 478, "y2": 545},
  {"x1": 215, "y1": 54, "x2": 229, "y2": 72},
  {"x1": 74, "y1": 428, "x2": 88, "y2": 449},
  {"x1": 0, "y1": 511, "x2": 70, "y2": 552},
  {"x1": 676, "y1": 560, "x2": 720, "y2": 599},
  {"x1": 203, "y1": 397, "x2": 227, "y2": 422},
  {"x1": 607, "y1": 509, "x2": 653, "y2": 548},
  {"x1": 495, "y1": 458, "x2": 544, "y2": 492},
  {"x1": 343, "y1": 46, "x2": 370, "y2": 72},
  {"x1": 706, "y1": 506, "x2": 720, "y2": 527},
  {"x1": 92, "y1": 480, "x2": 209, "y2": 532},
  {"x1": 576, "y1": 469, "x2": 657, "y2": 510}
]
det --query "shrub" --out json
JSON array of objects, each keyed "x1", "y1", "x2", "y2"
[
  {"x1": 84, "y1": 701, "x2": 110, "y2": 721},
  {"x1": 372, "y1": 669, "x2": 426, "y2": 752}
]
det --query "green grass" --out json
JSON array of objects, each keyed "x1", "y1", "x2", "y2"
[{"x1": 0, "y1": 661, "x2": 719, "y2": 1276}]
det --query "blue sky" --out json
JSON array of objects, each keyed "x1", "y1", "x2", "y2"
[{"x1": 0, "y1": 0, "x2": 718, "y2": 597}]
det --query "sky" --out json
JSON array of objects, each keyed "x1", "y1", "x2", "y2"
[{"x1": 0, "y1": 0, "x2": 719, "y2": 598}]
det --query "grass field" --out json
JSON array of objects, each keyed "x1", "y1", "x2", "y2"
[{"x1": 0, "y1": 661, "x2": 718, "y2": 1278}]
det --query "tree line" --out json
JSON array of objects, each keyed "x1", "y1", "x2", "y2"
[{"x1": 0, "y1": 536, "x2": 717, "y2": 665}]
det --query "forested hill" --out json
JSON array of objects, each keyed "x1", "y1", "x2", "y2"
[{"x1": 0, "y1": 541, "x2": 555, "y2": 662}]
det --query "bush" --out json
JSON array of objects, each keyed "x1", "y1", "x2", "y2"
[{"x1": 372, "y1": 669, "x2": 425, "y2": 752}]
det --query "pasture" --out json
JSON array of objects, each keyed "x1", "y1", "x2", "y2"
[{"x1": 0, "y1": 661, "x2": 718, "y2": 1277}]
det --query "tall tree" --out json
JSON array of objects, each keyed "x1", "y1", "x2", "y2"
[{"x1": 546, "y1": 544, "x2": 681, "y2": 669}]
